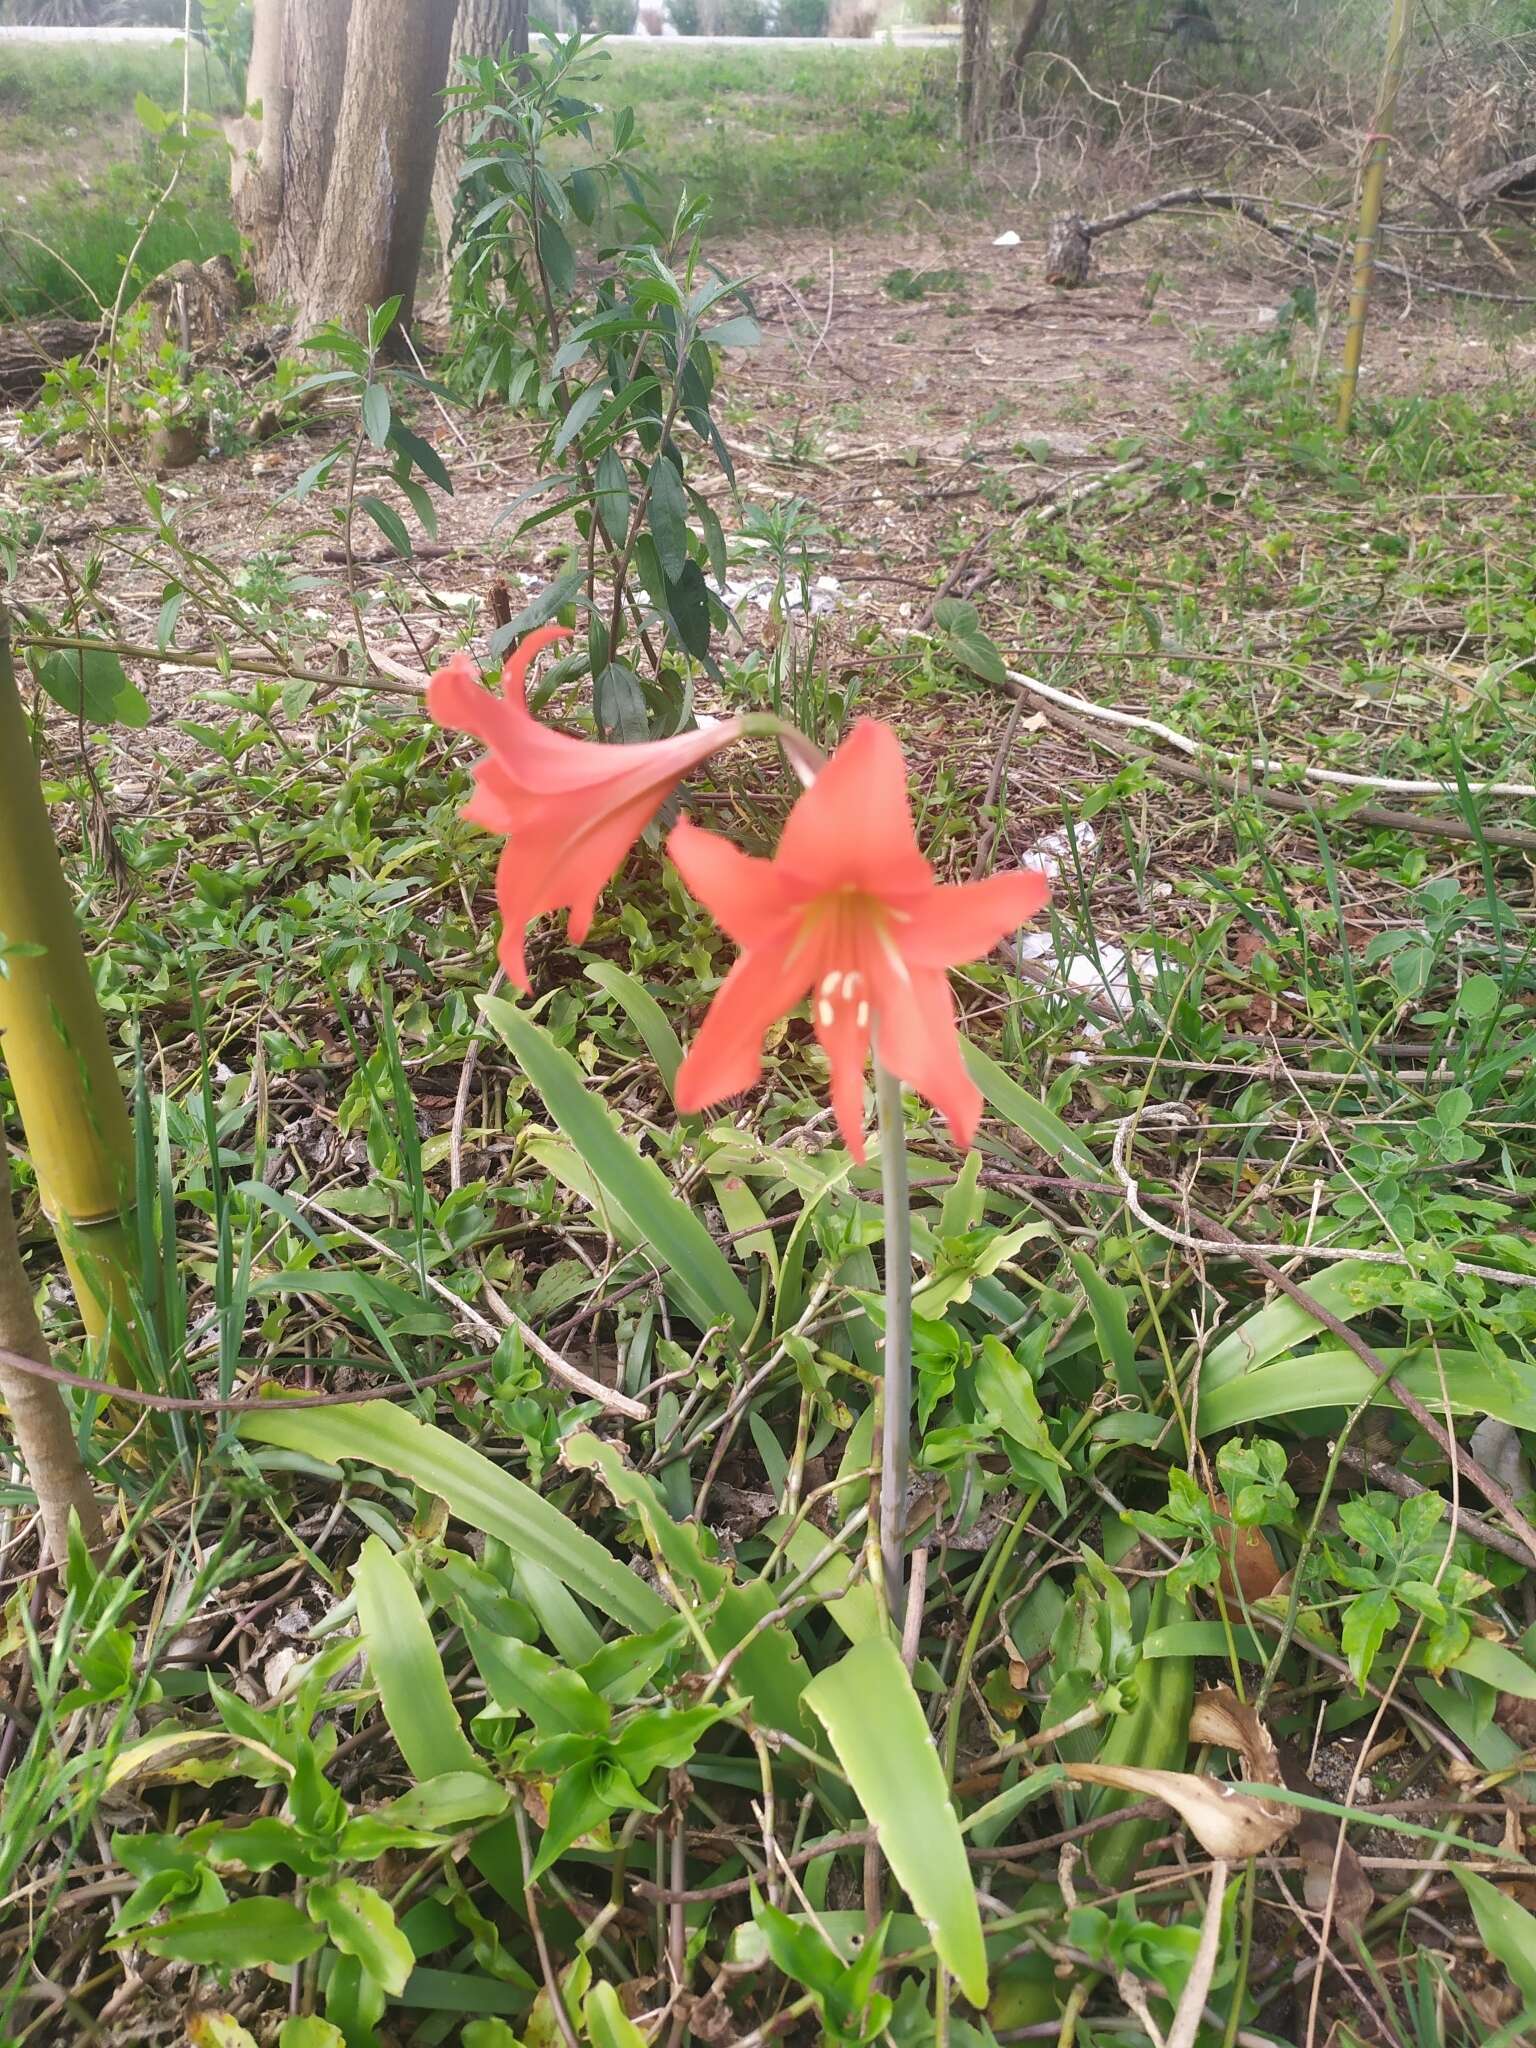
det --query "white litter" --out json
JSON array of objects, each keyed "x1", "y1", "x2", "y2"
[
  {"x1": 1024, "y1": 820, "x2": 1097, "y2": 880},
  {"x1": 993, "y1": 230, "x2": 1022, "y2": 248},
  {"x1": 720, "y1": 573, "x2": 842, "y2": 618}
]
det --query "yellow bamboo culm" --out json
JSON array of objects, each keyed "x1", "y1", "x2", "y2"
[
  {"x1": 0, "y1": 612, "x2": 140, "y2": 1383},
  {"x1": 1336, "y1": 0, "x2": 1414, "y2": 434}
]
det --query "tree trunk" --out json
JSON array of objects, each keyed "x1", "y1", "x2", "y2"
[
  {"x1": 0, "y1": 1133, "x2": 106, "y2": 1569},
  {"x1": 265, "y1": 0, "x2": 354, "y2": 302},
  {"x1": 1000, "y1": 0, "x2": 1052, "y2": 110},
  {"x1": 227, "y1": 0, "x2": 288, "y2": 279},
  {"x1": 959, "y1": 0, "x2": 992, "y2": 154},
  {"x1": 295, "y1": 0, "x2": 460, "y2": 342},
  {"x1": 0, "y1": 320, "x2": 100, "y2": 403},
  {"x1": 432, "y1": 0, "x2": 528, "y2": 267}
]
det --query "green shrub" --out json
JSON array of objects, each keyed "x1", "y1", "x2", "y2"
[
  {"x1": 778, "y1": 0, "x2": 830, "y2": 32},
  {"x1": 718, "y1": 0, "x2": 768, "y2": 32},
  {"x1": 588, "y1": 0, "x2": 635, "y2": 30},
  {"x1": 669, "y1": 0, "x2": 700, "y2": 29}
]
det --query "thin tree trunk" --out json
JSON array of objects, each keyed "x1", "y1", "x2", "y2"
[
  {"x1": 0, "y1": 1128, "x2": 107, "y2": 1567},
  {"x1": 265, "y1": 0, "x2": 354, "y2": 303},
  {"x1": 959, "y1": 0, "x2": 992, "y2": 154},
  {"x1": 226, "y1": 0, "x2": 288, "y2": 280},
  {"x1": 295, "y1": 0, "x2": 460, "y2": 340},
  {"x1": 433, "y1": 0, "x2": 528, "y2": 266},
  {"x1": 1000, "y1": 0, "x2": 1051, "y2": 109},
  {"x1": 1337, "y1": 0, "x2": 1414, "y2": 432}
]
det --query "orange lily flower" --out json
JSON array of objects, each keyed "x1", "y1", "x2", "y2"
[
  {"x1": 429, "y1": 625, "x2": 743, "y2": 989},
  {"x1": 669, "y1": 719, "x2": 1048, "y2": 1160}
]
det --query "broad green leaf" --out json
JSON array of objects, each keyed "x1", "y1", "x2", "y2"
[
  {"x1": 32, "y1": 645, "x2": 150, "y2": 728},
  {"x1": 700, "y1": 314, "x2": 762, "y2": 349},
  {"x1": 239, "y1": 1404, "x2": 668, "y2": 1635},
  {"x1": 1197, "y1": 1347, "x2": 1536, "y2": 1433},
  {"x1": 279, "y1": 2022, "x2": 346, "y2": 2048},
  {"x1": 594, "y1": 661, "x2": 649, "y2": 744},
  {"x1": 932, "y1": 598, "x2": 1006, "y2": 688},
  {"x1": 647, "y1": 456, "x2": 690, "y2": 581},
  {"x1": 370, "y1": 1772, "x2": 511, "y2": 1831},
  {"x1": 354, "y1": 1536, "x2": 484, "y2": 1781},
  {"x1": 186, "y1": 2018, "x2": 258, "y2": 2048},
  {"x1": 584, "y1": 961, "x2": 684, "y2": 1093},
  {"x1": 137, "y1": 1897, "x2": 323, "y2": 1969},
  {"x1": 962, "y1": 1041, "x2": 1101, "y2": 1182},
  {"x1": 464, "y1": 1625, "x2": 611, "y2": 1736},
  {"x1": 309, "y1": 1878, "x2": 414, "y2": 1997},
  {"x1": 803, "y1": 1635, "x2": 988, "y2": 2007},
  {"x1": 484, "y1": 997, "x2": 756, "y2": 1343},
  {"x1": 396, "y1": 1967, "x2": 527, "y2": 2015},
  {"x1": 584, "y1": 1981, "x2": 648, "y2": 2048},
  {"x1": 1450, "y1": 1638, "x2": 1536, "y2": 1700}
]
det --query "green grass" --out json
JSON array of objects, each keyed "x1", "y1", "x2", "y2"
[
  {"x1": 597, "y1": 41, "x2": 965, "y2": 234},
  {"x1": 0, "y1": 39, "x2": 238, "y2": 318}
]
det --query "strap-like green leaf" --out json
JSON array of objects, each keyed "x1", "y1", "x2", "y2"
[
  {"x1": 354, "y1": 1536, "x2": 483, "y2": 1783},
  {"x1": 240, "y1": 1404, "x2": 668, "y2": 1635},
  {"x1": 485, "y1": 996, "x2": 757, "y2": 1344},
  {"x1": 803, "y1": 1636, "x2": 988, "y2": 2007}
]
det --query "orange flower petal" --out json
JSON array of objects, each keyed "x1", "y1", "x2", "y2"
[
  {"x1": 674, "y1": 948, "x2": 817, "y2": 1115},
  {"x1": 872, "y1": 964, "x2": 983, "y2": 1151},
  {"x1": 668, "y1": 817, "x2": 799, "y2": 948},
  {"x1": 894, "y1": 869, "x2": 1050, "y2": 969},
  {"x1": 430, "y1": 628, "x2": 743, "y2": 985},
  {"x1": 776, "y1": 720, "x2": 931, "y2": 896}
]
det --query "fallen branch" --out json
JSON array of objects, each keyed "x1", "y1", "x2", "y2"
[{"x1": 1044, "y1": 187, "x2": 1536, "y2": 302}]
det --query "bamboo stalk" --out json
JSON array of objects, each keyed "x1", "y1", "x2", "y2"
[
  {"x1": 1336, "y1": 0, "x2": 1414, "y2": 433},
  {"x1": 0, "y1": 1127, "x2": 106, "y2": 1565},
  {"x1": 0, "y1": 613, "x2": 140, "y2": 1381}
]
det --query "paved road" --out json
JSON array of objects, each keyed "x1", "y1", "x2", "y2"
[
  {"x1": 0, "y1": 22, "x2": 951, "y2": 47},
  {"x1": 0, "y1": 23, "x2": 185, "y2": 39}
]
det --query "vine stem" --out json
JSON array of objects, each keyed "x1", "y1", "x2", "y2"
[{"x1": 875, "y1": 1059, "x2": 912, "y2": 1629}]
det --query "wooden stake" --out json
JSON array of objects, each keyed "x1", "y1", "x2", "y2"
[
  {"x1": 1337, "y1": 0, "x2": 1414, "y2": 433},
  {"x1": 0, "y1": 613, "x2": 139, "y2": 1382}
]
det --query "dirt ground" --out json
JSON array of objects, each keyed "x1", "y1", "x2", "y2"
[{"x1": 8, "y1": 216, "x2": 1532, "y2": 837}]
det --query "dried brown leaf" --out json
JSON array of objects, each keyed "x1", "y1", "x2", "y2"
[
  {"x1": 1062, "y1": 1761, "x2": 1292, "y2": 1860},
  {"x1": 1189, "y1": 1686, "x2": 1284, "y2": 1787}
]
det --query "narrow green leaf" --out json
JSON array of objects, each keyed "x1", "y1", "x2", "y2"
[
  {"x1": 584, "y1": 961, "x2": 684, "y2": 1093},
  {"x1": 362, "y1": 383, "x2": 392, "y2": 449},
  {"x1": 357, "y1": 494, "x2": 412, "y2": 557},
  {"x1": 1458, "y1": 1871, "x2": 1536, "y2": 2007},
  {"x1": 648, "y1": 456, "x2": 690, "y2": 582},
  {"x1": 1197, "y1": 1347, "x2": 1536, "y2": 1433},
  {"x1": 553, "y1": 379, "x2": 609, "y2": 460},
  {"x1": 803, "y1": 1636, "x2": 988, "y2": 2006},
  {"x1": 595, "y1": 446, "x2": 631, "y2": 545},
  {"x1": 1069, "y1": 1251, "x2": 1140, "y2": 1398},
  {"x1": 239, "y1": 1404, "x2": 668, "y2": 1635},
  {"x1": 962, "y1": 1041, "x2": 1101, "y2": 1182},
  {"x1": 354, "y1": 1536, "x2": 484, "y2": 1782},
  {"x1": 484, "y1": 996, "x2": 757, "y2": 1344}
]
